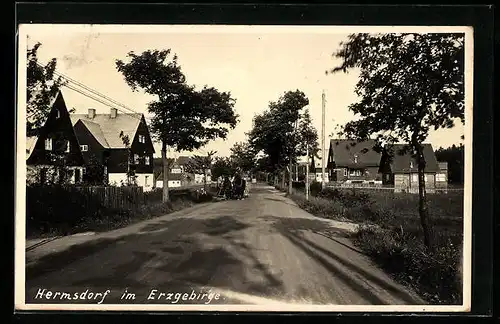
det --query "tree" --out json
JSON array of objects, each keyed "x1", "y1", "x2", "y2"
[
  {"x1": 229, "y1": 141, "x2": 257, "y2": 176},
  {"x1": 116, "y1": 49, "x2": 238, "y2": 202},
  {"x1": 247, "y1": 90, "x2": 309, "y2": 193},
  {"x1": 435, "y1": 144, "x2": 464, "y2": 184},
  {"x1": 328, "y1": 33, "x2": 465, "y2": 249},
  {"x1": 211, "y1": 156, "x2": 235, "y2": 180},
  {"x1": 27, "y1": 42, "x2": 67, "y2": 136},
  {"x1": 185, "y1": 151, "x2": 216, "y2": 191},
  {"x1": 119, "y1": 131, "x2": 137, "y2": 186}
]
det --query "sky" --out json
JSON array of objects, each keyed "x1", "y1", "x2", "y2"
[{"x1": 23, "y1": 25, "x2": 465, "y2": 158}]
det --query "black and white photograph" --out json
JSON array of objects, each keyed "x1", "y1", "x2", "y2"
[{"x1": 16, "y1": 24, "x2": 472, "y2": 312}]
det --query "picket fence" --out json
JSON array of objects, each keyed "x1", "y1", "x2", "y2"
[{"x1": 68, "y1": 186, "x2": 145, "y2": 209}]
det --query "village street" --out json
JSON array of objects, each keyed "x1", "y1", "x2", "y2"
[{"x1": 25, "y1": 183, "x2": 425, "y2": 306}]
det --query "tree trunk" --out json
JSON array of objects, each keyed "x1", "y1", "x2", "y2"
[
  {"x1": 306, "y1": 146, "x2": 310, "y2": 200},
  {"x1": 203, "y1": 169, "x2": 207, "y2": 191},
  {"x1": 416, "y1": 143, "x2": 432, "y2": 250},
  {"x1": 161, "y1": 145, "x2": 170, "y2": 203},
  {"x1": 288, "y1": 159, "x2": 293, "y2": 195},
  {"x1": 281, "y1": 170, "x2": 285, "y2": 189}
]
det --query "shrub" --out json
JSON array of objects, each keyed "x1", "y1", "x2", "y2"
[
  {"x1": 309, "y1": 181, "x2": 323, "y2": 196},
  {"x1": 353, "y1": 225, "x2": 462, "y2": 304}
]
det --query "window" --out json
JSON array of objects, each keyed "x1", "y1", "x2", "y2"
[
  {"x1": 134, "y1": 154, "x2": 139, "y2": 164},
  {"x1": 385, "y1": 174, "x2": 390, "y2": 181},
  {"x1": 436, "y1": 173, "x2": 446, "y2": 182},
  {"x1": 349, "y1": 169, "x2": 362, "y2": 177},
  {"x1": 145, "y1": 156, "x2": 150, "y2": 165},
  {"x1": 80, "y1": 145, "x2": 88, "y2": 152},
  {"x1": 411, "y1": 173, "x2": 418, "y2": 182},
  {"x1": 410, "y1": 161, "x2": 414, "y2": 168},
  {"x1": 138, "y1": 135, "x2": 145, "y2": 143},
  {"x1": 145, "y1": 175, "x2": 149, "y2": 186},
  {"x1": 354, "y1": 155, "x2": 358, "y2": 164},
  {"x1": 343, "y1": 168, "x2": 348, "y2": 176},
  {"x1": 44, "y1": 138, "x2": 52, "y2": 151},
  {"x1": 55, "y1": 110, "x2": 60, "y2": 119},
  {"x1": 65, "y1": 141, "x2": 70, "y2": 153}
]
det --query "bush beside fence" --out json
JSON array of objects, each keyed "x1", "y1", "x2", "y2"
[{"x1": 26, "y1": 184, "x2": 218, "y2": 238}]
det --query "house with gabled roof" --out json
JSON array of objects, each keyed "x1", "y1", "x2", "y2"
[
  {"x1": 379, "y1": 143, "x2": 442, "y2": 193},
  {"x1": 327, "y1": 139, "x2": 383, "y2": 184},
  {"x1": 26, "y1": 91, "x2": 86, "y2": 185},
  {"x1": 70, "y1": 107, "x2": 155, "y2": 191}
]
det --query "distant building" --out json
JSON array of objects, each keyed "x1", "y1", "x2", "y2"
[
  {"x1": 310, "y1": 149, "x2": 329, "y2": 183},
  {"x1": 155, "y1": 172, "x2": 183, "y2": 188},
  {"x1": 327, "y1": 139, "x2": 382, "y2": 184}
]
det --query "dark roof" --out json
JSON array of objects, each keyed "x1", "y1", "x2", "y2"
[
  {"x1": 384, "y1": 144, "x2": 440, "y2": 173},
  {"x1": 329, "y1": 139, "x2": 382, "y2": 168},
  {"x1": 70, "y1": 111, "x2": 144, "y2": 149},
  {"x1": 176, "y1": 156, "x2": 192, "y2": 165}
]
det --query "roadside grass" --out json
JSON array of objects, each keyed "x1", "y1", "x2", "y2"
[
  {"x1": 285, "y1": 185, "x2": 464, "y2": 305},
  {"x1": 26, "y1": 186, "x2": 217, "y2": 240}
]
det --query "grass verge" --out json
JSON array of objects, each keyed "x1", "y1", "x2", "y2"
[{"x1": 286, "y1": 186, "x2": 464, "y2": 305}]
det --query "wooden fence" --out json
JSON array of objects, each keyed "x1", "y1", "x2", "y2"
[{"x1": 69, "y1": 186, "x2": 145, "y2": 209}]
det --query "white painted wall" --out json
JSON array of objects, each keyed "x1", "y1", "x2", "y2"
[
  {"x1": 135, "y1": 173, "x2": 154, "y2": 192},
  {"x1": 315, "y1": 173, "x2": 329, "y2": 183},
  {"x1": 108, "y1": 173, "x2": 128, "y2": 186},
  {"x1": 155, "y1": 180, "x2": 182, "y2": 188}
]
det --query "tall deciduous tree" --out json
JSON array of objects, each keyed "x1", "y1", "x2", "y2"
[
  {"x1": 247, "y1": 90, "x2": 309, "y2": 194},
  {"x1": 116, "y1": 49, "x2": 238, "y2": 202},
  {"x1": 328, "y1": 33, "x2": 465, "y2": 249},
  {"x1": 211, "y1": 156, "x2": 235, "y2": 180},
  {"x1": 27, "y1": 42, "x2": 67, "y2": 136}
]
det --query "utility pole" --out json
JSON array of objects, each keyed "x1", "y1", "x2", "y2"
[{"x1": 321, "y1": 90, "x2": 326, "y2": 189}]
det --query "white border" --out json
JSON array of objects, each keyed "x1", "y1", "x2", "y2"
[{"x1": 15, "y1": 24, "x2": 474, "y2": 313}]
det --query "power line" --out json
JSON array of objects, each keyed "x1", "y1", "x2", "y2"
[{"x1": 35, "y1": 62, "x2": 151, "y2": 121}]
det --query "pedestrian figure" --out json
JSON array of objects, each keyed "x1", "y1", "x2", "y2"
[{"x1": 222, "y1": 175, "x2": 232, "y2": 199}]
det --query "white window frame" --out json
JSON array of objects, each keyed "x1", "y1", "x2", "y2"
[
  {"x1": 436, "y1": 173, "x2": 446, "y2": 182},
  {"x1": 349, "y1": 169, "x2": 361, "y2": 177},
  {"x1": 344, "y1": 168, "x2": 348, "y2": 177},
  {"x1": 145, "y1": 175, "x2": 149, "y2": 186},
  {"x1": 145, "y1": 156, "x2": 150, "y2": 165},
  {"x1": 138, "y1": 135, "x2": 145, "y2": 143},
  {"x1": 410, "y1": 161, "x2": 414, "y2": 168},
  {"x1": 45, "y1": 138, "x2": 52, "y2": 151},
  {"x1": 56, "y1": 109, "x2": 60, "y2": 119},
  {"x1": 354, "y1": 155, "x2": 358, "y2": 164},
  {"x1": 134, "y1": 154, "x2": 140, "y2": 164},
  {"x1": 411, "y1": 173, "x2": 418, "y2": 182},
  {"x1": 65, "y1": 141, "x2": 70, "y2": 153},
  {"x1": 80, "y1": 144, "x2": 88, "y2": 152}
]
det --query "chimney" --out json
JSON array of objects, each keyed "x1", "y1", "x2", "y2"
[
  {"x1": 110, "y1": 108, "x2": 117, "y2": 118},
  {"x1": 88, "y1": 108, "x2": 96, "y2": 119}
]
